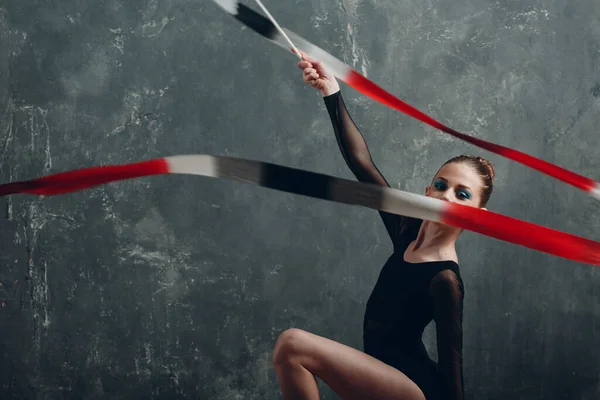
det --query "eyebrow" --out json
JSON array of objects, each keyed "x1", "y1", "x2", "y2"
[{"x1": 435, "y1": 177, "x2": 472, "y2": 192}]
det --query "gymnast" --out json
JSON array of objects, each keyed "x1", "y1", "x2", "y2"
[{"x1": 271, "y1": 51, "x2": 495, "y2": 400}]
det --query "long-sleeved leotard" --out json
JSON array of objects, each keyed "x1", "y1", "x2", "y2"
[{"x1": 323, "y1": 90, "x2": 465, "y2": 400}]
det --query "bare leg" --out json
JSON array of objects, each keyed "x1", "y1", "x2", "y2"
[{"x1": 272, "y1": 328, "x2": 426, "y2": 400}]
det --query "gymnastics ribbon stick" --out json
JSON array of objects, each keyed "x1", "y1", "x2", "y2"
[
  {"x1": 0, "y1": 154, "x2": 598, "y2": 266},
  {"x1": 253, "y1": 0, "x2": 301, "y2": 60},
  {"x1": 210, "y1": 0, "x2": 600, "y2": 201}
]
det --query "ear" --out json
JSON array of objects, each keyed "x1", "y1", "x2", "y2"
[{"x1": 425, "y1": 186, "x2": 430, "y2": 195}]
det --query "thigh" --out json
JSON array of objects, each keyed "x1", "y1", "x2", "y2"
[{"x1": 277, "y1": 329, "x2": 426, "y2": 400}]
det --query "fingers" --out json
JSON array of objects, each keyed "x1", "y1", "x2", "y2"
[
  {"x1": 303, "y1": 69, "x2": 319, "y2": 82},
  {"x1": 301, "y1": 67, "x2": 321, "y2": 88},
  {"x1": 293, "y1": 48, "x2": 325, "y2": 89},
  {"x1": 303, "y1": 67, "x2": 318, "y2": 78},
  {"x1": 297, "y1": 60, "x2": 312, "y2": 69}
]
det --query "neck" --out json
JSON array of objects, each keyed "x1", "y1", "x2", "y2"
[{"x1": 413, "y1": 220, "x2": 461, "y2": 255}]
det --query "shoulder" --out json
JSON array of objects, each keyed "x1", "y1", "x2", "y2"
[{"x1": 430, "y1": 268, "x2": 464, "y2": 298}]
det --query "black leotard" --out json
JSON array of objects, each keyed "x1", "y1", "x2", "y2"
[{"x1": 323, "y1": 90, "x2": 465, "y2": 400}]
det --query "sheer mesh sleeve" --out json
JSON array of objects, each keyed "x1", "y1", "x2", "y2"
[
  {"x1": 430, "y1": 269, "x2": 465, "y2": 400},
  {"x1": 322, "y1": 91, "x2": 416, "y2": 247}
]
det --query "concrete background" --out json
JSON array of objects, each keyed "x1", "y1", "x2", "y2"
[{"x1": 1, "y1": 0, "x2": 599, "y2": 398}]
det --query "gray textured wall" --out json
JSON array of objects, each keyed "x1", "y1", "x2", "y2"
[{"x1": 1, "y1": 0, "x2": 599, "y2": 399}]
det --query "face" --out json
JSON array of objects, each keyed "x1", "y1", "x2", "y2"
[{"x1": 425, "y1": 162, "x2": 486, "y2": 208}]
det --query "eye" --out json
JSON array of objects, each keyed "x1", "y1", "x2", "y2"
[
  {"x1": 457, "y1": 189, "x2": 472, "y2": 200},
  {"x1": 433, "y1": 180, "x2": 446, "y2": 190}
]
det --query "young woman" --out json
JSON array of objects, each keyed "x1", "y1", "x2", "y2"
[{"x1": 271, "y1": 52, "x2": 495, "y2": 400}]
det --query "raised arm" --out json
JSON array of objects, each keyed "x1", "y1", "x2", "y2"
[
  {"x1": 322, "y1": 91, "x2": 390, "y2": 186},
  {"x1": 296, "y1": 50, "x2": 388, "y2": 186},
  {"x1": 430, "y1": 269, "x2": 465, "y2": 400},
  {"x1": 296, "y1": 51, "x2": 417, "y2": 246}
]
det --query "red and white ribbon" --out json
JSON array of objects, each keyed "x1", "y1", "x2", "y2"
[
  {"x1": 211, "y1": 0, "x2": 600, "y2": 201},
  {"x1": 0, "y1": 154, "x2": 598, "y2": 266}
]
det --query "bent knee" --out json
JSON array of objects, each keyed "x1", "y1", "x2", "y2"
[{"x1": 272, "y1": 328, "x2": 309, "y2": 366}]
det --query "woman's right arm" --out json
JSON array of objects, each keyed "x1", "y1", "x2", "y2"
[
  {"x1": 297, "y1": 51, "x2": 389, "y2": 187},
  {"x1": 322, "y1": 91, "x2": 390, "y2": 187},
  {"x1": 297, "y1": 52, "x2": 414, "y2": 244}
]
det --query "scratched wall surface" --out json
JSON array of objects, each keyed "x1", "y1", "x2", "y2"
[{"x1": 1, "y1": 0, "x2": 599, "y2": 399}]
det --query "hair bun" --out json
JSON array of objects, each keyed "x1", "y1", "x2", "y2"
[{"x1": 476, "y1": 157, "x2": 495, "y2": 179}]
